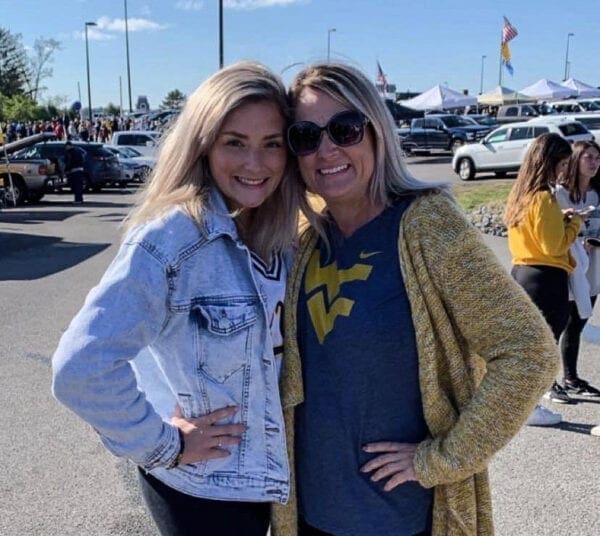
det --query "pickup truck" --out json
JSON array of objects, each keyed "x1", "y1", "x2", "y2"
[
  {"x1": 396, "y1": 114, "x2": 492, "y2": 154},
  {"x1": 0, "y1": 133, "x2": 65, "y2": 205},
  {"x1": 494, "y1": 104, "x2": 541, "y2": 124}
]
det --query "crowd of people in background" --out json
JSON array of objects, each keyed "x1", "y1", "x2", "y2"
[{"x1": 0, "y1": 113, "x2": 167, "y2": 146}]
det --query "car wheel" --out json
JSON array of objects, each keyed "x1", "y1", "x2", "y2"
[
  {"x1": 494, "y1": 171, "x2": 508, "y2": 177},
  {"x1": 451, "y1": 139, "x2": 465, "y2": 154},
  {"x1": 139, "y1": 166, "x2": 151, "y2": 182},
  {"x1": 457, "y1": 158, "x2": 475, "y2": 181},
  {"x1": 1, "y1": 176, "x2": 27, "y2": 205}
]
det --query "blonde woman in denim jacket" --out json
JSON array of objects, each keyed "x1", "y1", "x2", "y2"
[{"x1": 52, "y1": 62, "x2": 303, "y2": 536}]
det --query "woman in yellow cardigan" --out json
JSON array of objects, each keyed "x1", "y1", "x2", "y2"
[
  {"x1": 270, "y1": 63, "x2": 559, "y2": 536},
  {"x1": 504, "y1": 133, "x2": 583, "y2": 425}
]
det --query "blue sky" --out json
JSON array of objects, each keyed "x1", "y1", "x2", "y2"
[{"x1": 3, "y1": 0, "x2": 600, "y2": 110}]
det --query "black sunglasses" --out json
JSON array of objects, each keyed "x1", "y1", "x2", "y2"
[{"x1": 287, "y1": 110, "x2": 369, "y2": 157}]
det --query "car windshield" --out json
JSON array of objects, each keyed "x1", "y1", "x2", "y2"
[
  {"x1": 120, "y1": 146, "x2": 142, "y2": 157},
  {"x1": 558, "y1": 123, "x2": 589, "y2": 136},
  {"x1": 474, "y1": 116, "x2": 496, "y2": 126},
  {"x1": 580, "y1": 101, "x2": 600, "y2": 111},
  {"x1": 440, "y1": 116, "x2": 473, "y2": 128}
]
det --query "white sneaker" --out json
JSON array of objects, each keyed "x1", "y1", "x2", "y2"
[{"x1": 525, "y1": 404, "x2": 562, "y2": 427}]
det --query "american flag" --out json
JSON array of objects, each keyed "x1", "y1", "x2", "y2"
[
  {"x1": 377, "y1": 61, "x2": 388, "y2": 92},
  {"x1": 502, "y1": 16, "x2": 518, "y2": 44}
]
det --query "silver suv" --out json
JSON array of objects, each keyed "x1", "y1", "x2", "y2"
[{"x1": 451, "y1": 117, "x2": 594, "y2": 181}]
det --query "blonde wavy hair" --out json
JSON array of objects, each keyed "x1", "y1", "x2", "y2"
[
  {"x1": 125, "y1": 61, "x2": 302, "y2": 259},
  {"x1": 288, "y1": 62, "x2": 447, "y2": 235},
  {"x1": 504, "y1": 133, "x2": 572, "y2": 228}
]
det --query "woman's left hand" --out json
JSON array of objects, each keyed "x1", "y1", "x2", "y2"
[{"x1": 360, "y1": 442, "x2": 419, "y2": 491}]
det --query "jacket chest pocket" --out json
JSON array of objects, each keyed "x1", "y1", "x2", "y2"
[{"x1": 193, "y1": 303, "x2": 258, "y2": 383}]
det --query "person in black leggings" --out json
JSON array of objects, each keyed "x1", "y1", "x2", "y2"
[
  {"x1": 555, "y1": 141, "x2": 600, "y2": 397},
  {"x1": 504, "y1": 134, "x2": 583, "y2": 424}
]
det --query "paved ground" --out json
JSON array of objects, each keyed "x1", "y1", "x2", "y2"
[{"x1": 1, "y1": 169, "x2": 599, "y2": 535}]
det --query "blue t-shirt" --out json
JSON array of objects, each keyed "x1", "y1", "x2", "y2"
[{"x1": 296, "y1": 198, "x2": 433, "y2": 536}]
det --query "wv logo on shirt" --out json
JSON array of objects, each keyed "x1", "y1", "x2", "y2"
[{"x1": 305, "y1": 248, "x2": 379, "y2": 344}]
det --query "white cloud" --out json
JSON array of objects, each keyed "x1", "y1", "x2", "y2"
[
  {"x1": 175, "y1": 0, "x2": 205, "y2": 10},
  {"x1": 73, "y1": 29, "x2": 115, "y2": 41},
  {"x1": 224, "y1": 0, "x2": 306, "y2": 9},
  {"x1": 95, "y1": 16, "x2": 167, "y2": 32}
]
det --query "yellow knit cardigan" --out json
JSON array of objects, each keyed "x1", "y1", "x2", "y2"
[{"x1": 271, "y1": 192, "x2": 559, "y2": 536}]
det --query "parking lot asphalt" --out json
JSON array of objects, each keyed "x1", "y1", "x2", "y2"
[{"x1": 1, "y1": 179, "x2": 599, "y2": 535}]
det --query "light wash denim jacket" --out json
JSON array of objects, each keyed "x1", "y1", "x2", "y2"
[{"x1": 52, "y1": 188, "x2": 291, "y2": 503}]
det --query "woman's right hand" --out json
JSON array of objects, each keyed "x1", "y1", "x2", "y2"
[
  {"x1": 171, "y1": 405, "x2": 247, "y2": 465},
  {"x1": 562, "y1": 208, "x2": 577, "y2": 222}
]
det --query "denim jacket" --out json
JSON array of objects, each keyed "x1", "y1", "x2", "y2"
[{"x1": 52, "y1": 188, "x2": 291, "y2": 503}]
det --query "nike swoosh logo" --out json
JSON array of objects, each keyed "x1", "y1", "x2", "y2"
[{"x1": 359, "y1": 251, "x2": 381, "y2": 259}]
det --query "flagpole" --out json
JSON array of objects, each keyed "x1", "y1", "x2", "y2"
[{"x1": 498, "y1": 30, "x2": 503, "y2": 86}]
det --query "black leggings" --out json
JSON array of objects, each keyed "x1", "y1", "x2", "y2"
[
  {"x1": 511, "y1": 265, "x2": 569, "y2": 342},
  {"x1": 137, "y1": 468, "x2": 270, "y2": 536},
  {"x1": 560, "y1": 295, "x2": 597, "y2": 380}
]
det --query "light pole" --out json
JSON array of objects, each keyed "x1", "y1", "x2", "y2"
[
  {"x1": 124, "y1": 0, "x2": 133, "y2": 112},
  {"x1": 564, "y1": 32, "x2": 574, "y2": 81},
  {"x1": 84, "y1": 21, "x2": 97, "y2": 125},
  {"x1": 479, "y1": 55, "x2": 487, "y2": 95},
  {"x1": 219, "y1": 0, "x2": 224, "y2": 68},
  {"x1": 327, "y1": 28, "x2": 336, "y2": 61}
]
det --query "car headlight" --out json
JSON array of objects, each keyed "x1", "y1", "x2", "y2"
[{"x1": 466, "y1": 133, "x2": 475, "y2": 140}]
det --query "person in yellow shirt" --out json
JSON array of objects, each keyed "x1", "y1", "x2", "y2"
[{"x1": 504, "y1": 133, "x2": 583, "y2": 425}]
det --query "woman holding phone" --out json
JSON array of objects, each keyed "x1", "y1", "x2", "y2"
[
  {"x1": 554, "y1": 140, "x2": 600, "y2": 399},
  {"x1": 504, "y1": 133, "x2": 584, "y2": 423}
]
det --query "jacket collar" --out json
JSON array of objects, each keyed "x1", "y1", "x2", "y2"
[{"x1": 201, "y1": 187, "x2": 240, "y2": 241}]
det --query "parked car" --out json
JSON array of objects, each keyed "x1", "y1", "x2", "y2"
[
  {"x1": 550, "y1": 114, "x2": 600, "y2": 140},
  {"x1": 451, "y1": 117, "x2": 594, "y2": 181},
  {"x1": 397, "y1": 114, "x2": 492, "y2": 155},
  {"x1": 494, "y1": 104, "x2": 541, "y2": 124},
  {"x1": 110, "y1": 130, "x2": 160, "y2": 156},
  {"x1": 104, "y1": 145, "x2": 156, "y2": 182},
  {"x1": 13, "y1": 141, "x2": 123, "y2": 191},
  {"x1": 548, "y1": 100, "x2": 600, "y2": 114},
  {"x1": 0, "y1": 132, "x2": 65, "y2": 205}
]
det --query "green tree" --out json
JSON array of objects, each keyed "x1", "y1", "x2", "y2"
[
  {"x1": 105, "y1": 102, "x2": 121, "y2": 116},
  {"x1": 26, "y1": 37, "x2": 62, "y2": 101},
  {"x1": 0, "y1": 28, "x2": 29, "y2": 97},
  {"x1": 0, "y1": 94, "x2": 37, "y2": 121},
  {"x1": 160, "y1": 89, "x2": 186, "y2": 110}
]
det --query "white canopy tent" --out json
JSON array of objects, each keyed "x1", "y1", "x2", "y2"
[
  {"x1": 519, "y1": 79, "x2": 575, "y2": 100},
  {"x1": 477, "y1": 85, "x2": 531, "y2": 105},
  {"x1": 400, "y1": 84, "x2": 476, "y2": 111},
  {"x1": 561, "y1": 78, "x2": 600, "y2": 98}
]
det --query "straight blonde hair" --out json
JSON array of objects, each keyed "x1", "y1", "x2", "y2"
[
  {"x1": 504, "y1": 133, "x2": 572, "y2": 228},
  {"x1": 125, "y1": 61, "x2": 302, "y2": 259},
  {"x1": 288, "y1": 62, "x2": 448, "y2": 236}
]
